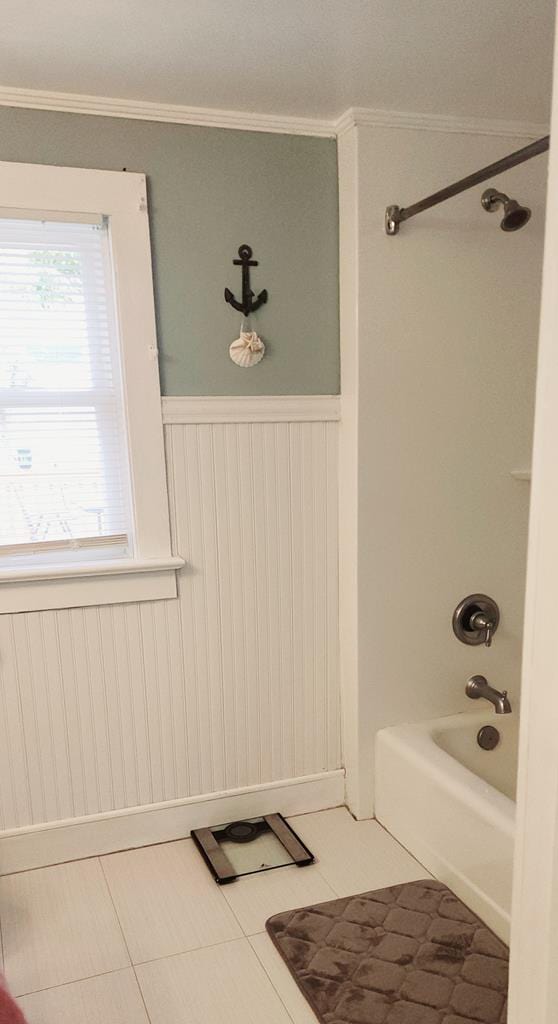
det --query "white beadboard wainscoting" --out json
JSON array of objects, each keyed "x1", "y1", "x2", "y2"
[{"x1": 0, "y1": 396, "x2": 342, "y2": 872}]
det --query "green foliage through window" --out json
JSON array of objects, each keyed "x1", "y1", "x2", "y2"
[{"x1": 30, "y1": 250, "x2": 82, "y2": 308}]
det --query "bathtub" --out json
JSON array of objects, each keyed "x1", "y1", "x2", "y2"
[{"x1": 375, "y1": 710, "x2": 517, "y2": 942}]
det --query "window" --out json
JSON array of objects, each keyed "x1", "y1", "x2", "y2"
[
  {"x1": 0, "y1": 162, "x2": 182, "y2": 613},
  {"x1": 0, "y1": 214, "x2": 131, "y2": 563}
]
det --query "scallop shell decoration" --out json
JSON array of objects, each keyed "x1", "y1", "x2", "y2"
[{"x1": 229, "y1": 330, "x2": 265, "y2": 368}]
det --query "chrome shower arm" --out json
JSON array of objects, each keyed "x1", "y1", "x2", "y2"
[{"x1": 385, "y1": 135, "x2": 550, "y2": 235}]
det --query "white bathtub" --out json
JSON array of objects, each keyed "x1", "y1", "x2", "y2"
[{"x1": 375, "y1": 710, "x2": 517, "y2": 942}]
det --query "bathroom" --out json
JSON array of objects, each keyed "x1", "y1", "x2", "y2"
[{"x1": 0, "y1": 3, "x2": 557, "y2": 1022}]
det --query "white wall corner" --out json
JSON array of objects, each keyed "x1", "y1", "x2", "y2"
[
  {"x1": 337, "y1": 126, "x2": 372, "y2": 820},
  {"x1": 508, "y1": 23, "x2": 558, "y2": 1022}
]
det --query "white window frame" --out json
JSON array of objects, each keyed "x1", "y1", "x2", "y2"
[{"x1": 0, "y1": 160, "x2": 183, "y2": 613}]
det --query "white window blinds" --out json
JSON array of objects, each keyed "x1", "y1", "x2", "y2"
[{"x1": 0, "y1": 214, "x2": 132, "y2": 563}]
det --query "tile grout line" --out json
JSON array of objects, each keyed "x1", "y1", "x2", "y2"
[
  {"x1": 216, "y1": 879, "x2": 253, "y2": 938},
  {"x1": 1, "y1": 857, "x2": 137, "y2": 1001},
  {"x1": 98, "y1": 844, "x2": 256, "y2": 966},
  {"x1": 131, "y1": 934, "x2": 253, "y2": 968},
  {"x1": 13, "y1": 936, "x2": 257, "y2": 1000},
  {"x1": 98, "y1": 856, "x2": 153, "y2": 1024},
  {"x1": 248, "y1": 934, "x2": 301, "y2": 1024},
  {"x1": 286, "y1": 810, "x2": 434, "y2": 896},
  {"x1": 15, "y1": 965, "x2": 140, "y2": 1001},
  {"x1": 305, "y1": 859, "x2": 341, "y2": 897},
  {"x1": 219, "y1": 861, "x2": 338, "y2": 935},
  {"x1": 135, "y1": 934, "x2": 257, "y2": 968}
]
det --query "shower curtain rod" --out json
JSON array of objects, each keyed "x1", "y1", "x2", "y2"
[{"x1": 385, "y1": 134, "x2": 550, "y2": 235}]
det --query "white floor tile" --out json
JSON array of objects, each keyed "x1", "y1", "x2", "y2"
[
  {"x1": 250, "y1": 932, "x2": 317, "y2": 1024},
  {"x1": 136, "y1": 938, "x2": 294, "y2": 1024},
  {"x1": 222, "y1": 862, "x2": 336, "y2": 935},
  {"x1": 101, "y1": 839, "x2": 242, "y2": 964},
  {"x1": 0, "y1": 859, "x2": 129, "y2": 996},
  {"x1": 289, "y1": 806, "x2": 429, "y2": 897},
  {"x1": 18, "y1": 968, "x2": 149, "y2": 1024}
]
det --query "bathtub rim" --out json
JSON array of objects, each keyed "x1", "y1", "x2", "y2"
[
  {"x1": 375, "y1": 708, "x2": 516, "y2": 941},
  {"x1": 376, "y1": 709, "x2": 516, "y2": 839}
]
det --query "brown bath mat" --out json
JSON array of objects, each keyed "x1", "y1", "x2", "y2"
[{"x1": 266, "y1": 879, "x2": 508, "y2": 1024}]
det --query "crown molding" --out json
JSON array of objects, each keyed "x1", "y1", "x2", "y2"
[
  {"x1": 0, "y1": 85, "x2": 335, "y2": 138},
  {"x1": 0, "y1": 85, "x2": 549, "y2": 142},
  {"x1": 336, "y1": 106, "x2": 550, "y2": 140}
]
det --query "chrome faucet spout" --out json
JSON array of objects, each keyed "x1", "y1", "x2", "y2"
[{"x1": 465, "y1": 675, "x2": 512, "y2": 714}]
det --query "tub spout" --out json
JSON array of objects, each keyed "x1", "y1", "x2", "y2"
[{"x1": 465, "y1": 675, "x2": 512, "y2": 714}]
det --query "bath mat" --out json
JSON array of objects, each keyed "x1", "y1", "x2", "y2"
[{"x1": 266, "y1": 879, "x2": 508, "y2": 1024}]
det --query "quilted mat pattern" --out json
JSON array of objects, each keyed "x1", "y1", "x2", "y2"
[{"x1": 266, "y1": 879, "x2": 508, "y2": 1024}]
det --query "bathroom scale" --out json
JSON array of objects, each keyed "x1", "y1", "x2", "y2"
[{"x1": 191, "y1": 813, "x2": 314, "y2": 884}]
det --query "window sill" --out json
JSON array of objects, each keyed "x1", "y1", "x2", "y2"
[{"x1": 0, "y1": 556, "x2": 185, "y2": 614}]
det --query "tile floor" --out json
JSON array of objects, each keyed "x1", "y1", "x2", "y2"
[{"x1": 0, "y1": 807, "x2": 429, "y2": 1023}]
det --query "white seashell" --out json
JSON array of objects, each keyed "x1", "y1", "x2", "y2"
[{"x1": 229, "y1": 330, "x2": 265, "y2": 367}]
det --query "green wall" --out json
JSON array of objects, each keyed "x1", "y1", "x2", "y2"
[{"x1": 0, "y1": 107, "x2": 339, "y2": 395}]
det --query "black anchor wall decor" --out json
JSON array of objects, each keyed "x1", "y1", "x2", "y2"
[{"x1": 224, "y1": 244, "x2": 268, "y2": 317}]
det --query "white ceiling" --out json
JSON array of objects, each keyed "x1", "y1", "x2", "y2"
[{"x1": 2, "y1": 0, "x2": 556, "y2": 124}]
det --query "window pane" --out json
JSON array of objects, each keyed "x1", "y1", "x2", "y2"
[{"x1": 0, "y1": 217, "x2": 131, "y2": 556}]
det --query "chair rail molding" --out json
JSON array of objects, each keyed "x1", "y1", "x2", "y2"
[{"x1": 161, "y1": 394, "x2": 340, "y2": 424}]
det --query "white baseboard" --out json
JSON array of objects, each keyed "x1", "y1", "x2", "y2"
[{"x1": 0, "y1": 769, "x2": 345, "y2": 875}]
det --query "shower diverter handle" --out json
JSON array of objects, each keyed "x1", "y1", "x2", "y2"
[{"x1": 469, "y1": 611, "x2": 495, "y2": 647}]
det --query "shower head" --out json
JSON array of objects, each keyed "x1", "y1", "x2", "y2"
[{"x1": 481, "y1": 188, "x2": 531, "y2": 231}]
